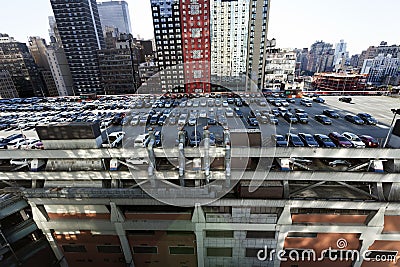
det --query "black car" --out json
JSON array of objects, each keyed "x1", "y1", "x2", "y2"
[
  {"x1": 298, "y1": 133, "x2": 319, "y2": 147},
  {"x1": 286, "y1": 133, "x2": 305, "y2": 147},
  {"x1": 157, "y1": 115, "x2": 167, "y2": 126},
  {"x1": 314, "y1": 134, "x2": 336, "y2": 148},
  {"x1": 344, "y1": 114, "x2": 364, "y2": 125},
  {"x1": 234, "y1": 108, "x2": 243, "y2": 117},
  {"x1": 313, "y1": 97, "x2": 325, "y2": 103},
  {"x1": 339, "y1": 97, "x2": 352, "y2": 103},
  {"x1": 270, "y1": 109, "x2": 280, "y2": 117},
  {"x1": 357, "y1": 113, "x2": 378, "y2": 125},
  {"x1": 295, "y1": 113, "x2": 309, "y2": 124},
  {"x1": 315, "y1": 115, "x2": 332, "y2": 125},
  {"x1": 247, "y1": 117, "x2": 259, "y2": 126},
  {"x1": 271, "y1": 134, "x2": 288, "y2": 147},
  {"x1": 283, "y1": 112, "x2": 298, "y2": 124},
  {"x1": 323, "y1": 109, "x2": 340, "y2": 118}
]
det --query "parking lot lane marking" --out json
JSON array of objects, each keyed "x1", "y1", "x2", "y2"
[{"x1": 376, "y1": 124, "x2": 390, "y2": 129}]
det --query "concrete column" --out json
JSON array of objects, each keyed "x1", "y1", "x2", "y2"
[
  {"x1": 274, "y1": 205, "x2": 292, "y2": 267},
  {"x1": 29, "y1": 202, "x2": 68, "y2": 267},
  {"x1": 110, "y1": 202, "x2": 134, "y2": 267},
  {"x1": 353, "y1": 207, "x2": 385, "y2": 267},
  {"x1": 192, "y1": 204, "x2": 205, "y2": 267}
]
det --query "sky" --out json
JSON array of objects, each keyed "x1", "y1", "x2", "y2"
[{"x1": 0, "y1": 0, "x2": 399, "y2": 56}]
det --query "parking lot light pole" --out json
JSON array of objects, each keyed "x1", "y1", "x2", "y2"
[{"x1": 383, "y1": 109, "x2": 400, "y2": 148}]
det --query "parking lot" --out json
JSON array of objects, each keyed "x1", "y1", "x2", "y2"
[{"x1": 0, "y1": 94, "x2": 397, "y2": 150}]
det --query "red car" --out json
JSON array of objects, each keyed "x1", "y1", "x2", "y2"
[
  {"x1": 359, "y1": 135, "x2": 380, "y2": 148},
  {"x1": 328, "y1": 132, "x2": 352, "y2": 148}
]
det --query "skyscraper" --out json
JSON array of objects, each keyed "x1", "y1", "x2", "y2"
[
  {"x1": 50, "y1": 0, "x2": 105, "y2": 95},
  {"x1": 0, "y1": 34, "x2": 46, "y2": 97},
  {"x1": 150, "y1": 0, "x2": 271, "y2": 93},
  {"x1": 97, "y1": 1, "x2": 132, "y2": 34}
]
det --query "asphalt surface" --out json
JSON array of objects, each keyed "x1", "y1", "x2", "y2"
[{"x1": 0, "y1": 95, "x2": 397, "y2": 149}]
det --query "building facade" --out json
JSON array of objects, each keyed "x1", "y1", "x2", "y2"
[
  {"x1": 97, "y1": 44, "x2": 141, "y2": 95},
  {"x1": 0, "y1": 34, "x2": 46, "y2": 97},
  {"x1": 0, "y1": 70, "x2": 18, "y2": 98},
  {"x1": 28, "y1": 37, "x2": 59, "y2": 97},
  {"x1": 357, "y1": 42, "x2": 400, "y2": 69},
  {"x1": 50, "y1": 0, "x2": 106, "y2": 95},
  {"x1": 97, "y1": 0, "x2": 132, "y2": 34},
  {"x1": 306, "y1": 41, "x2": 335, "y2": 74},
  {"x1": 361, "y1": 54, "x2": 400, "y2": 86},
  {"x1": 264, "y1": 47, "x2": 296, "y2": 91},
  {"x1": 151, "y1": 0, "x2": 185, "y2": 93},
  {"x1": 151, "y1": 0, "x2": 271, "y2": 93}
]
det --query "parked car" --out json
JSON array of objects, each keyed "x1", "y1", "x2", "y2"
[
  {"x1": 283, "y1": 112, "x2": 298, "y2": 124},
  {"x1": 154, "y1": 131, "x2": 162, "y2": 147},
  {"x1": 339, "y1": 96, "x2": 352, "y2": 103},
  {"x1": 341, "y1": 132, "x2": 365, "y2": 148},
  {"x1": 294, "y1": 108, "x2": 306, "y2": 114},
  {"x1": 313, "y1": 97, "x2": 325, "y2": 103},
  {"x1": 344, "y1": 114, "x2": 364, "y2": 125},
  {"x1": 104, "y1": 131, "x2": 125, "y2": 148},
  {"x1": 271, "y1": 134, "x2": 288, "y2": 147},
  {"x1": 313, "y1": 134, "x2": 336, "y2": 148},
  {"x1": 328, "y1": 132, "x2": 353, "y2": 148},
  {"x1": 247, "y1": 117, "x2": 259, "y2": 126},
  {"x1": 270, "y1": 109, "x2": 280, "y2": 117},
  {"x1": 7, "y1": 138, "x2": 27, "y2": 149},
  {"x1": 358, "y1": 135, "x2": 380, "y2": 148},
  {"x1": 300, "y1": 98, "x2": 312, "y2": 107},
  {"x1": 22, "y1": 139, "x2": 43, "y2": 149},
  {"x1": 357, "y1": 113, "x2": 378, "y2": 125},
  {"x1": 10, "y1": 159, "x2": 30, "y2": 166},
  {"x1": 267, "y1": 114, "x2": 278, "y2": 125},
  {"x1": 0, "y1": 134, "x2": 25, "y2": 149},
  {"x1": 298, "y1": 133, "x2": 319, "y2": 147},
  {"x1": 295, "y1": 113, "x2": 308, "y2": 124},
  {"x1": 328, "y1": 159, "x2": 352, "y2": 167},
  {"x1": 286, "y1": 98, "x2": 296, "y2": 103},
  {"x1": 189, "y1": 132, "x2": 202, "y2": 147},
  {"x1": 323, "y1": 109, "x2": 340, "y2": 118},
  {"x1": 286, "y1": 133, "x2": 305, "y2": 147},
  {"x1": 234, "y1": 107, "x2": 243, "y2": 117},
  {"x1": 314, "y1": 115, "x2": 332, "y2": 125}
]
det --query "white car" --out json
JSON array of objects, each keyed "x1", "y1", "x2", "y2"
[
  {"x1": 134, "y1": 134, "x2": 149, "y2": 148},
  {"x1": 22, "y1": 139, "x2": 42, "y2": 149},
  {"x1": 178, "y1": 114, "x2": 187, "y2": 125},
  {"x1": 342, "y1": 132, "x2": 366, "y2": 148},
  {"x1": 225, "y1": 108, "x2": 234, "y2": 117},
  {"x1": 10, "y1": 159, "x2": 30, "y2": 165},
  {"x1": 130, "y1": 115, "x2": 140, "y2": 125},
  {"x1": 104, "y1": 131, "x2": 125, "y2": 148},
  {"x1": 222, "y1": 101, "x2": 229, "y2": 107},
  {"x1": 126, "y1": 158, "x2": 148, "y2": 165},
  {"x1": 300, "y1": 98, "x2": 312, "y2": 107},
  {"x1": 7, "y1": 138, "x2": 27, "y2": 149},
  {"x1": 199, "y1": 110, "x2": 207, "y2": 118}
]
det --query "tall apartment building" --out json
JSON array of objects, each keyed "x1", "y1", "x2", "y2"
[
  {"x1": 0, "y1": 70, "x2": 18, "y2": 98},
  {"x1": 0, "y1": 34, "x2": 46, "y2": 97},
  {"x1": 358, "y1": 42, "x2": 400, "y2": 69},
  {"x1": 264, "y1": 47, "x2": 296, "y2": 91},
  {"x1": 306, "y1": 41, "x2": 335, "y2": 73},
  {"x1": 97, "y1": 40, "x2": 141, "y2": 95},
  {"x1": 333, "y1": 39, "x2": 348, "y2": 71},
  {"x1": 97, "y1": 0, "x2": 132, "y2": 34},
  {"x1": 151, "y1": 0, "x2": 271, "y2": 93},
  {"x1": 28, "y1": 37, "x2": 59, "y2": 97},
  {"x1": 151, "y1": 0, "x2": 185, "y2": 93},
  {"x1": 47, "y1": 16, "x2": 74, "y2": 96},
  {"x1": 361, "y1": 54, "x2": 400, "y2": 86},
  {"x1": 50, "y1": 0, "x2": 106, "y2": 95}
]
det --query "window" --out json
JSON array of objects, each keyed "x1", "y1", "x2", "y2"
[
  {"x1": 207, "y1": 248, "x2": 232, "y2": 257},
  {"x1": 246, "y1": 231, "x2": 275, "y2": 239},
  {"x1": 287, "y1": 232, "x2": 317, "y2": 238},
  {"x1": 169, "y1": 246, "x2": 195, "y2": 255},
  {"x1": 63, "y1": 245, "x2": 86, "y2": 253},
  {"x1": 97, "y1": 245, "x2": 122, "y2": 253},
  {"x1": 206, "y1": 231, "x2": 234, "y2": 238},
  {"x1": 133, "y1": 246, "x2": 158, "y2": 254}
]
